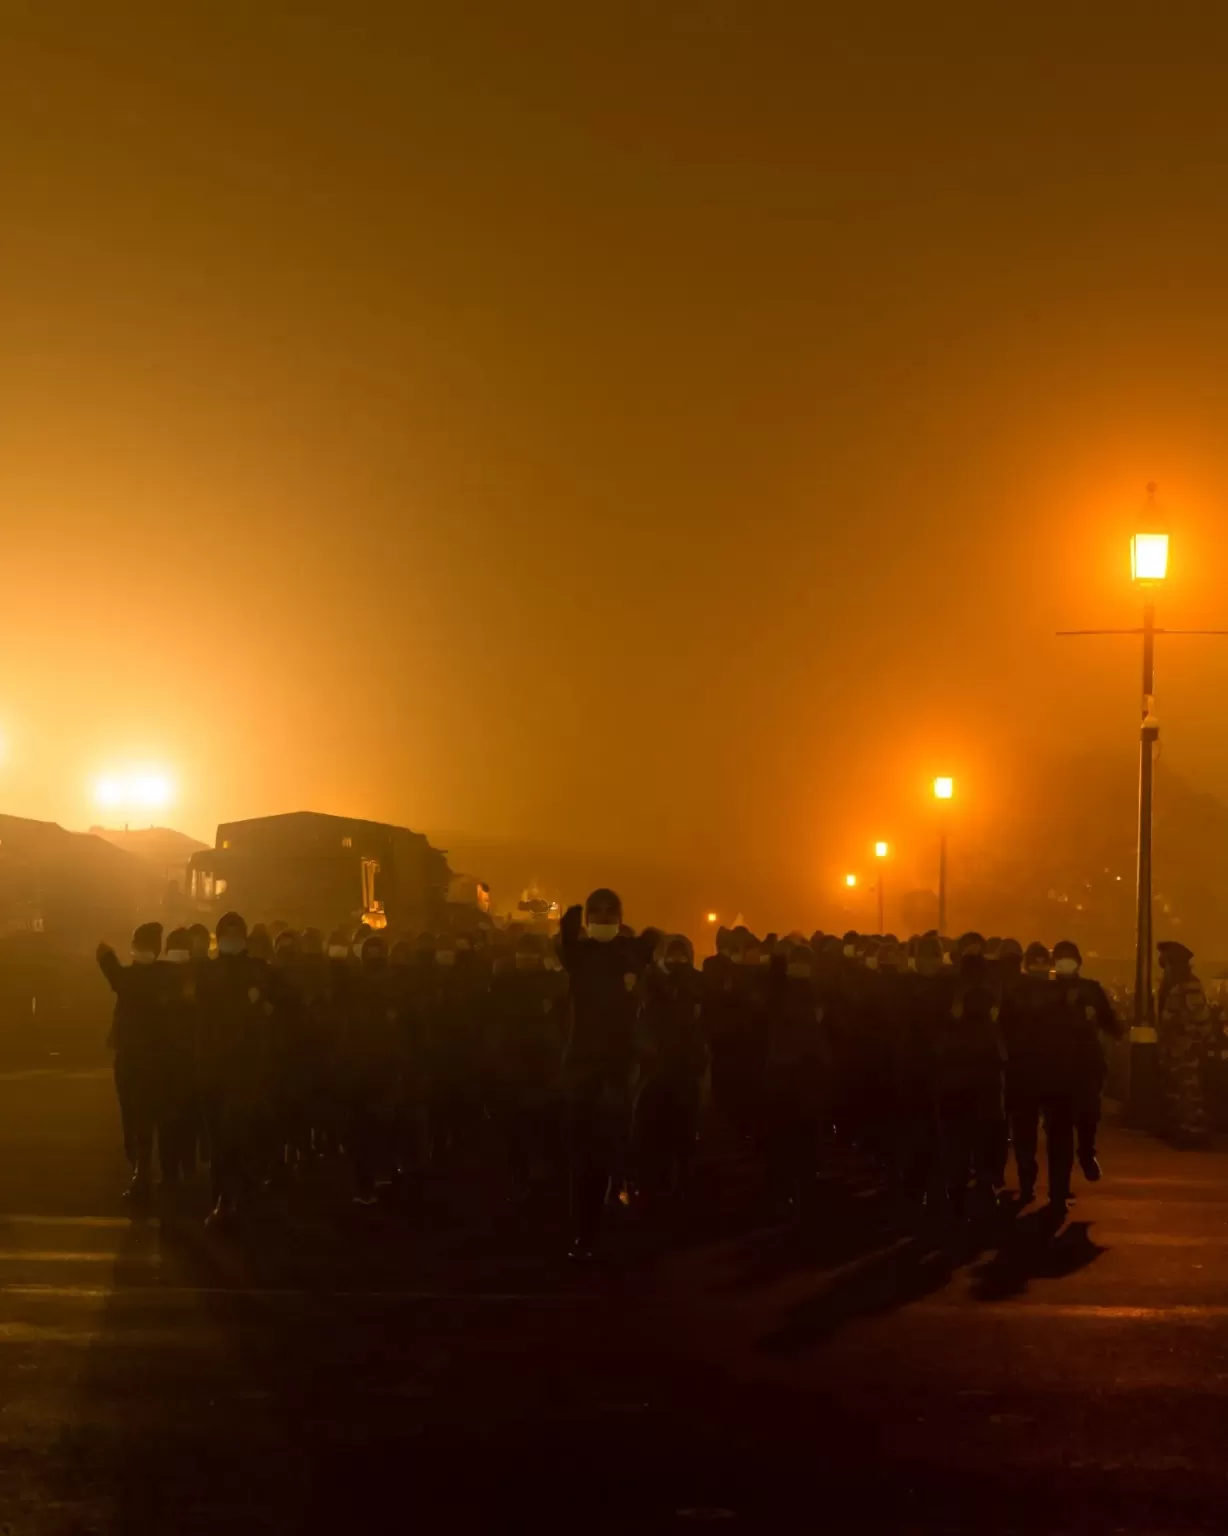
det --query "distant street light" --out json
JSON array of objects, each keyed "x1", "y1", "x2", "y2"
[
  {"x1": 844, "y1": 873, "x2": 858, "y2": 889},
  {"x1": 1060, "y1": 485, "x2": 1227, "y2": 1124},
  {"x1": 706, "y1": 911, "x2": 718, "y2": 924},
  {"x1": 873, "y1": 841, "x2": 889, "y2": 932},
  {"x1": 933, "y1": 778, "x2": 953, "y2": 932}
]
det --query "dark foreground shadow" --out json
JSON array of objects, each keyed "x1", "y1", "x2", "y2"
[{"x1": 969, "y1": 1208, "x2": 1106, "y2": 1302}]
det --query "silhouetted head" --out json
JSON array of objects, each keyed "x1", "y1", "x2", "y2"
[
  {"x1": 585, "y1": 888, "x2": 622, "y2": 943},
  {"x1": 188, "y1": 923, "x2": 212, "y2": 960},
  {"x1": 273, "y1": 930, "x2": 300, "y2": 966},
  {"x1": 915, "y1": 934, "x2": 944, "y2": 979},
  {"x1": 786, "y1": 943, "x2": 814, "y2": 981},
  {"x1": 131, "y1": 921, "x2": 163, "y2": 964},
  {"x1": 215, "y1": 912, "x2": 248, "y2": 957},
  {"x1": 1052, "y1": 939, "x2": 1082, "y2": 977},
  {"x1": 1024, "y1": 942, "x2": 1051, "y2": 976},
  {"x1": 247, "y1": 924, "x2": 273, "y2": 963},
  {"x1": 164, "y1": 927, "x2": 190, "y2": 965},
  {"x1": 662, "y1": 935, "x2": 694, "y2": 975},
  {"x1": 1158, "y1": 940, "x2": 1193, "y2": 975},
  {"x1": 361, "y1": 934, "x2": 388, "y2": 972}
]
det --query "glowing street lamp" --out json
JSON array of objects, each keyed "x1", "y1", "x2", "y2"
[
  {"x1": 706, "y1": 911, "x2": 718, "y2": 925},
  {"x1": 873, "y1": 841, "x2": 889, "y2": 931},
  {"x1": 1060, "y1": 485, "x2": 1228, "y2": 1122},
  {"x1": 1130, "y1": 531, "x2": 1169, "y2": 585},
  {"x1": 844, "y1": 873, "x2": 858, "y2": 889},
  {"x1": 933, "y1": 777, "x2": 954, "y2": 932}
]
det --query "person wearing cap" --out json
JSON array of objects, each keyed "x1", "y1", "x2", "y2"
[
  {"x1": 97, "y1": 921, "x2": 171, "y2": 1204},
  {"x1": 999, "y1": 942, "x2": 1055, "y2": 1203},
  {"x1": 935, "y1": 931, "x2": 1004, "y2": 1218},
  {"x1": 1053, "y1": 940, "x2": 1123, "y2": 1184},
  {"x1": 635, "y1": 936, "x2": 707, "y2": 1198},
  {"x1": 897, "y1": 934, "x2": 955, "y2": 1205},
  {"x1": 760, "y1": 940, "x2": 830, "y2": 1205},
  {"x1": 345, "y1": 934, "x2": 406, "y2": 1206},
  {"x1": 159, "y1": 925, "x2": 199, "y2": 1192},
  {"x1": 986, "y1": 939, "x2": 1026, "y2": 1187},
  {"x1": 486, "y1": 932, "x2": 569, "y2": 1201},
  {"x1": 721, "y1": 930, "x2": 770, "y2": 1143},
  {"x1": 701, "y1": 928, "x2": 740, "y2": 1132},
  {"x1": 1024, "y1": 940, "x2": 1122, "y2": 1208},
  {"x1": 195, "y1": 911, "x2": 274, "y2": 1230},
  {"x1": 558, "y1": 890, "x2": 657, "y2": 1260},
  {"x1": 1158, "y1": 941, "x2": 1215, "y2": 1148}
]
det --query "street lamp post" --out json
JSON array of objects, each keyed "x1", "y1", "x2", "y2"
[
  {"x1": 874, "y1": 841, "x2": 889, "y2": 932},
  {"x1": 933, "y1": 778, "x2": 953, "y2": 933},
  {"x1": 1060, "y1": 487, "x2": 1226, "y2": 1123}
]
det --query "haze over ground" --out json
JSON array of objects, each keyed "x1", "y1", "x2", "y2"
[{"x1": 4, "y1": 3, "x2": 1228, "y2": 938}]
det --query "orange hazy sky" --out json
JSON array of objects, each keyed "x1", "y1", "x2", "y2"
[{"x1": 3, "y1": 2, "x2": 1228, "y2": 919}]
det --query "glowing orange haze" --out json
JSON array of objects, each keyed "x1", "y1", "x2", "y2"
[{"x1": 2, "y1": 6, "x2": 1228, "y2": 935}]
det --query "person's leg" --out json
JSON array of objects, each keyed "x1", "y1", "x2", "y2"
[
  {"x1": 1076, "y1": 1095, "x2": 1102, "y2": 1179},
  {"x1": 1044, "y1": 1094, "x2": 1076, "y2": 1205},
  {"x1": 1011, "y1": 1089, "x2": 1041, "y2": 1199},
  {"x1": 568, "y1": 1078, "x2": 603, "y2": 1253}
]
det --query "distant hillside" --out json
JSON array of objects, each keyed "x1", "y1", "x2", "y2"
[{"x1": 0, "y1": 815, "x2": 166, "y2": 952}]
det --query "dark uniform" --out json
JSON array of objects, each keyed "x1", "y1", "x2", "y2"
[
  {"x1": 935, "y1": 947, "x2": 1003, "y2": 1217},
  {"x1": 487, "y1": 940, "x2": 569, "y2": 1196},
  {"x1": 346, "y1": 939, "x2": 407, "y2": 1203},
  {"x1": 160, "y1": 928, "x2": 200, "y2": 1188},
  {"x1": 1159, "y1": 942, "x2": 1215, "y2": 1147},
  {"x1": 999, "y1": 952, "x2": 1055, "y2": 1201},
  {"x1": 559, "y1": 901, "x2": 654, "y2": 1254},
  {"x1": 635, "y1": 939, "x2": 707, "y2": 1196},
  {"x1": 196, "y1": 919, "x2": 274, "y2": 1223},
  {"x1": 761, "y1": 945, "x2": 827, "y2": 1203},
  {"x1": 896, "y1": 942, "x2": 953, "y2": 1202},
  {"x1": 98, "y1": 924, "x2": 171, "y2": 1199}
]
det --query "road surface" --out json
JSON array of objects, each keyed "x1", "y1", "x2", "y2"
[{"x1": 2, "y1": 1066, "x2": 1228, "y2": 1532}]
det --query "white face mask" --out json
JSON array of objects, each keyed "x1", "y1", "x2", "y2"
[
  {"x1": 843, "y1": 944, "x2": 856, "y2": 958},
  {"x1": 758, "y1": 953, "x2": 771, "y2": 967},
  {"x1": 166, "y1": 949, "x2": 191, "y2": 965},
  {"x1": 436, "y1": 950, "x2": 456, "y2": 967},
  {"x1": 327, "y1": 945, "x2": 349, "y2": 960},
  {"x1": 587, "y1": 924, "x2": 619, "y2": 943},
  {"x1": 864, "y1": 956, "x2": 878, "y2": 971},
  {"x1": 131, "y1": 950, "x2": 157, "y2": 966},
  {"x1": 1055, "y1": 957, "x2": 1079, "y2": 976},
  {"x1": 786, "y1": 963, "x2": 812, "y2": 980},
  {"x1": 217, "y1": 937, "x2": 245, "y2": 957}
]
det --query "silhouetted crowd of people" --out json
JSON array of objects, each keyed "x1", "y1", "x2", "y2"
[{"x1": 97, "y1": 889, "x2": 1220, "y2": 1258}]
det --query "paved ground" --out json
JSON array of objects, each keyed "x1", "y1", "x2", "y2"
[{"x1": 4, "y1": 1069, "x2": 1228, "y2": 1532}]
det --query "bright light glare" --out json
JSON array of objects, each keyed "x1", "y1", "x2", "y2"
[
  {"x1": 93, "y1": 770, "x2": 175, "y2": 813},
  {"x1": 706, "y1": 911, "x2": 718, "y2": 923},
  {"x1": 874, "y1": 840, "x2": 889, "y2": 859},
  {"x1": 933, "y1": 776, "x2": 954, "y2": 801},
  {"x1": 845, "y1": 873, "x2": 858, "y2": 888},
  {"x1": 134, "y1": 774, "x2": 171, "y2": 808},
  {"x1": 95, "y1": 777, "x2": 123, "y2": 808},
  {"x1": 1131, "y1": 532, "x2": 1169, "y2": 583}
]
